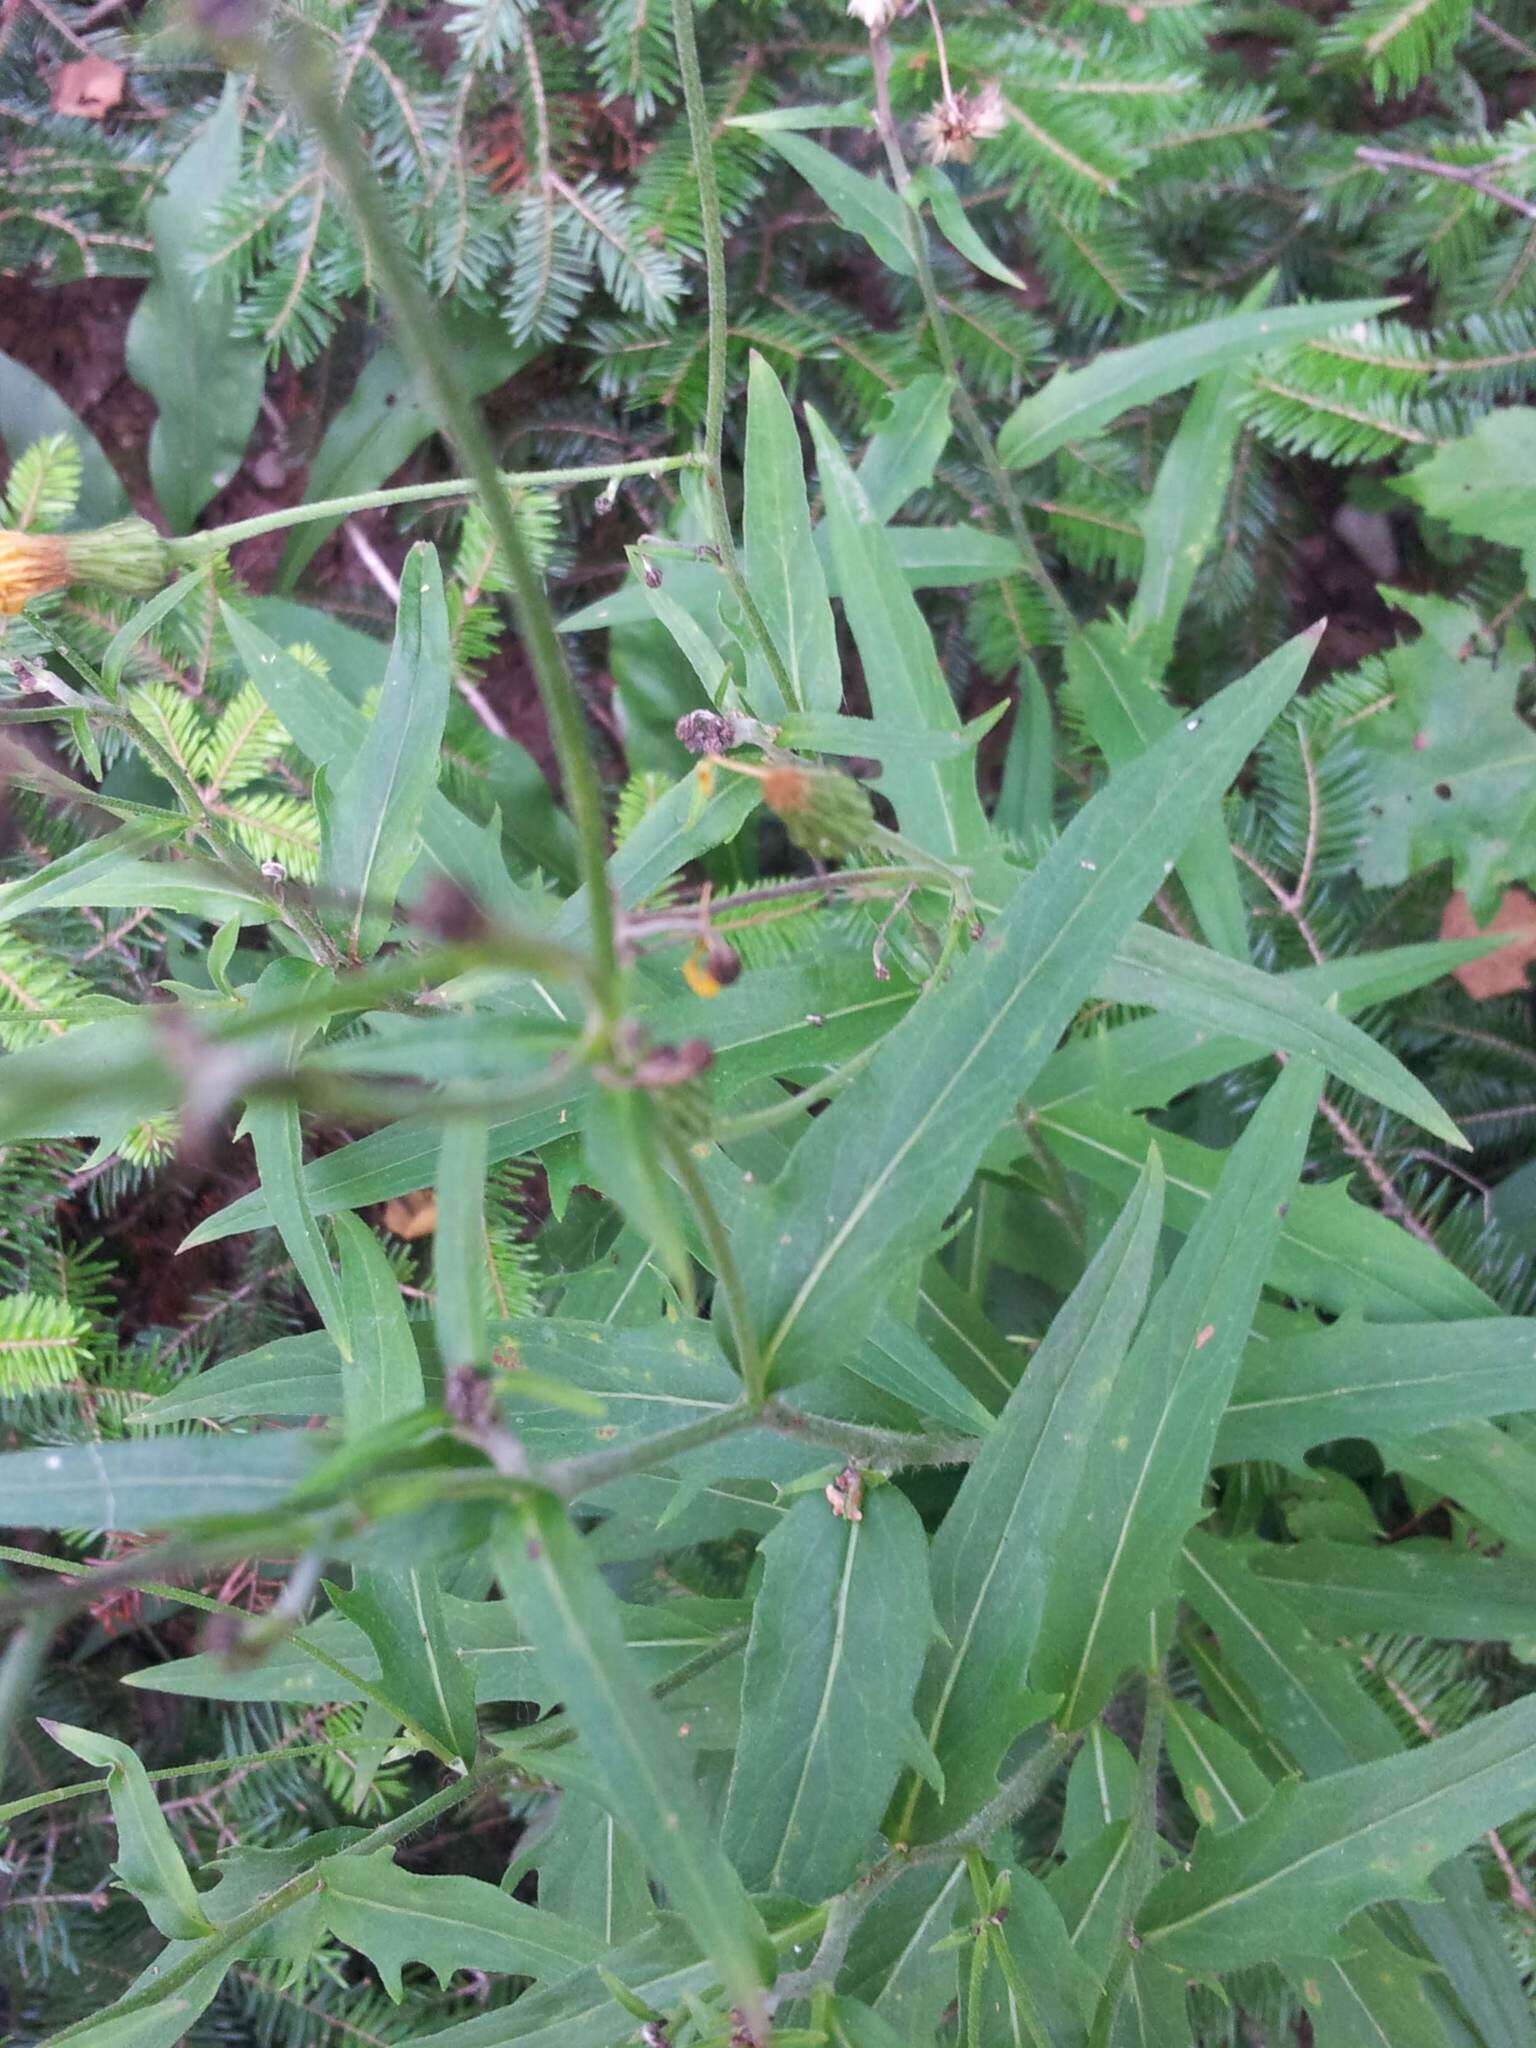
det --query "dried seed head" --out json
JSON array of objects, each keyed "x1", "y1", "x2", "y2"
[
  {"x1": 914, "y1": 83, "x2": 1006, "y2": 165},
  {"x1": 676, "y1": 707, "x2": 737, "y2": 755}
]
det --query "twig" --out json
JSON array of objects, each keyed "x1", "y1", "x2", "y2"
[
  {"x1": 1317, "y1": 1093, "x2": 1437, "y2": 1243},
  {"x1": 283, "y1": 37, "x2": 623, "y2": 1028},
  {"x1": 669, "y1": 0, "x2": 803, "y2": 715},
  {"x1": 773, "y1": 1728, "x2": 1079, "y2": 2001},
  {"x1": 1473, "y1": 8, "x2": 1536, "y2": 62},
  {"x1": 867, "y1": 27, "x2": 1071, "y2": 640},
  {"x1": 1355, "y1": 144, "x2": 1536, "y2": 224}
]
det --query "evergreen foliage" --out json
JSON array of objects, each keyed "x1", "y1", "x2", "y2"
[{"x1": 4, "y1": 0, "x2": 1536, "y2": 2043}]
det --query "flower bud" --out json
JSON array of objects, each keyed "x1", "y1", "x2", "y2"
[
  {"x1": 681, "y1": 933, "x2": 741, "y2": 999},
  {"x1": 761, "y1": 761, "x2": 876, "y2": 861}
]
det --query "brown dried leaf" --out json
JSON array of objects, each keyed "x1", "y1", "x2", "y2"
[
  {"x1": 1440, "y1": 887, "x2": 1536, "y2": 1000},
  {"x1": 52, "y1": 56, "x2": 126, "y2": 119}
]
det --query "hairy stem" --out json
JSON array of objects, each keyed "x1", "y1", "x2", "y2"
[
  {"x1": 669, "y1": 0, "x2": 803, "y2": 714},
  {"x1": 187, "y1": 455, "x2": 705, "y2": 553},
  {"x1": 545, "y1": 1398, "x2": 757, "y2": 1498},
  {"x1": 867, "y1": 30, "x2": 1071, "y2": 640},
  {"x1": 662, "y1": 1124, "x2": 769, "y2": 1399},
  {"x1": 283, "y1": 35, "x2": 622, "y2": 1023}
]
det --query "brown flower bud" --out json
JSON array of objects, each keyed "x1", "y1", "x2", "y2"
[
  {"x1": 633, "y1": 1037, "x2": 714, "y2": 1088},
  {"x1": 676, "y1": 707, "x2": 736, "y2": 755}
]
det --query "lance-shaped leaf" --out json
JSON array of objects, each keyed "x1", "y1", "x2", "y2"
[
  {"x1": 327, "y1": 1570, "x2": 478, "y2": 1765},
  {"x1": 1036, "y1": 1102, "x2": 1495, "y2": 1323},
  {"x1": 320, "y1": 545, "x2": 452, "y2": 960},
  {"x1": 1161, "y1": 1701, "x2": 1456, "y2": 2047},
  {"x1": 129, "y1": 1592, "x2": 745, "y2": 1708},
  {"x1": 1127, "y1": 276, "x2": 1275, "y2": 675},
  {"x1": 1140, "y1": 1688, "x2": 1536, "y2": 1969},
  {"x1": 742, "y1": 627, "x2": 1317, "y2": 1390},
  {"x1": 758, "y1": 131, "x2": 915, "y2": 276},
  {"x1": 742, "y1": 353, "x2": 840, "y2": 717},
  {"x1": 1218, "y1": 1315, "x2": 1536, "y2": 1466},
  {"x1": 1101, "y1": 923, "x2": 1463, "y2": 1145},
  {"x1": 314, "y1": 1855, "x2": 598, "y2": 1999},
  {"x1": 720, "y1": 1484, "x2": 934, "y2": 1899},
  {"x1": 0, "y1": 1432, "x2": 320, "y2": 1531},
  {"x1": 333, "y1": 1212, "x2": 424, "y2": 1429},
  {"x1": 491, "y1": 1493, "x2": 770, "y2": 2034},
  {"x1": 245, "y1": 959, "x2": 347, "y2": 1342},
  {"x1": 131, "y1": 1331, "x2": 350, "y2": 1424},
  {"x1": 222, "y1": 604, "x2": 537, "y2": 929},
  {"x1": 44, "y1": 1721, "x2": 212, "y2": 1939},
  {"x1": 1032, "y1": 1057, "x2": 1320, "y2": 1727},
  {"x1": 897, "y1": 1157, "x2": 1164, "y2": 1843},
  {"x1": 857, "y1": 373, "x2": 954, "y2": 521},
  {"x1": 1289, "y1": 1920, "x2": 1455, "y2": 2048},
  {"x1": 124, "y1": 77, "x2": 263, "y2": 531},
  {"x1": 535, "y1": 1793, "x2": 653, "y2": 1947},
  {"x1": 1179, "y1": 1533, "x2": 1536, "y2": 2046},
  {"x1": 1038, "y1": 935, "x2": 1496, "y2": 1119},
  {"x1": 1066, "y1": 619, "x2": 1247, "y2": 960},
  {"x1": 1241, "y1": 1535, "x2": 1536, "y2": 1643},
  {"x1": 807, "y1": 405, "x2": 991, "y2": 862},
  {"x1": 997, "y1": 298, "x2": 1396, "y2": 468},
  {"x1": 434, "y1": 1112, "x2": 490, "y2": 1370}
]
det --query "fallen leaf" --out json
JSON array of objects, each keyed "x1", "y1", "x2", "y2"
[
  {"x1": 382, "y1": 1188, "x2": 437, "y2": 1239},
  {"x1": 52, "y1": 56, "x2": 126, "y2": 119},
  {"x1": 1440, "y1": 887, "x2": 1536, "y2": 1000}
]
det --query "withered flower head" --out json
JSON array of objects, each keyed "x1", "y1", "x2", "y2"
[
  {"x1": 847, "y1": 0, "x2": 900, "y2": 27},
  {"x1": 914, "y1": 83, "x2": 1005, "y2": 165},
  {"x1": 676, "y1": 707, "x2": 737, "y2": 756}
]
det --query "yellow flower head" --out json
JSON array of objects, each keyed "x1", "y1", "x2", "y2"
[
  {"x1": 0, "y1": 519, "x2": 173, "y2": 616},
  {"x1": 0, "y1": 530, "x2": 70, "y2": 614}
]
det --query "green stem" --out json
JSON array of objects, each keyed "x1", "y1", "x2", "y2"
[
  {"x1": 867, "y1": 32, "x2": 1071, "y2": 640},
  {"x1": 662, "y1": 1124, "x2": 769, "y2": 1401},
  {"x1": 1087, "y1": 1679, "x2": 1168, "y2": 2048},
  {"x1": 776, "y1": 1730, "x2": 1079, "y2": 2003},
  {"x1": 763, "y1": 1400, "x2": 981, "y2": 1471},
  {"x1": 183, "y1": 456, "x2": 702, "y2": 554},
  {"x1": 545, "y1": 1397, "x2": 757, "y2": 1499},
  {"x1": 284, "y1": 37, "x2": 622, "y2": 1025},
  {"x1": 668, "y1": 0, "x2": 803, "y2": 716}
]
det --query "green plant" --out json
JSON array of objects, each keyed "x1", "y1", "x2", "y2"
[{"x1": 5, "y1": 0, "x2": 1536, "y2": 2044}]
